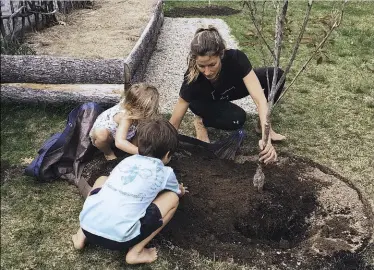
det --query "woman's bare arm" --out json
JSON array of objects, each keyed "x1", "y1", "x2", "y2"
[
  {"x1": 243, "y1": 70, "x2": 277, "y2": 163},
  {"x1": 169, "y1": 97, "x2": 189, "y2": 131}
]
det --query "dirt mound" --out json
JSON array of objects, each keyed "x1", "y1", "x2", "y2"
[
  {"x1": 81, "y1": 144, "x2": 373, "y2": 269},
  {"x1": 24, "y1": 0, "x2": 153, "y2": 58},
  {"x1": 165, "y1": 5, "x2": 241, "y2": 17}
]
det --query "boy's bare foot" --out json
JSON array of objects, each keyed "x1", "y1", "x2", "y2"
[
  {"x1": 194, "y1": 116, "x2": 210, "y2": 143},
  {"x1": 72, "y1": 233, "x2": 85, "y2": 250},
  {"x1": 104, "y1": 153, "x2": 117, "y2": 161},
  {"x1": 125, "y1": 247, "x2": 158, "y2": 264}
]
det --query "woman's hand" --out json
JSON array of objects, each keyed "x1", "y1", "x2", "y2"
[{"x1": 258, "y1": 139, "x2": 277, "y2": 164}]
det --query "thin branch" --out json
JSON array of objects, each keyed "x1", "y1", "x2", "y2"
[
  {"x1": 273, "y1": 0, "x2": 313, "y2": 103},
  {"x1": 244, "y1": 1, "x2": 275, "y2": 59},
  {"x1": 7, "y1": 6, "x2": 27, "y2": 40},
  {"x1": 28, "y1": 9, "x2": 57, "y2": 16},
  {"x1": 276, "y1": 0, "x2": 348, "y2": 104},
  {"x1": 268, "y1": 0, "x2": 288, "y2": 105}
]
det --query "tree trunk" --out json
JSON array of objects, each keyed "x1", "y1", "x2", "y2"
[{"x1": 0, "y1": 55, "x2": 126, "y2": 84}]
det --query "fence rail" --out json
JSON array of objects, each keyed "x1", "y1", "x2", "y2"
[{"x1": 0, "y1": 0, "x2": 92, "y2": 41}]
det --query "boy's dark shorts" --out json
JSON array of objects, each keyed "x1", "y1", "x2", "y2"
[{"x1": 82, "y1": 187, "x2": 163, "y2": 251}]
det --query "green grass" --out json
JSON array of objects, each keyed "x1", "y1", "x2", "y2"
[
  {"x1": 2, "y1": 1, "x2": 374, "y2": 269},
  {"x1": 1, "y1": 39, "x2": 36, "y2": 55}
]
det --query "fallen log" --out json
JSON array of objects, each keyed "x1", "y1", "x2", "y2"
[
  {"x1": 0, "y1": 56, "x2": 126, "y2": 84},
  {"x1": 0, "y1": 83, "x2": 122, "y2": 106}
]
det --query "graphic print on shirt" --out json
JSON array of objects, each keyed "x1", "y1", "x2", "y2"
[
  {"x1": 118, "y1": 164, "x2": 153, "y2": 185},
  {"x1": 107, "y1": 182, "x2": 147, "y2": 201},
  {"x1": 150, "y1": 165, "x2": 165, "y2": 191},
  {"x1": 211, "y1": 86, "x2": 235, "y2": 101}
]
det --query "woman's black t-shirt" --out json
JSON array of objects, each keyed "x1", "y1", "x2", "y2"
[{"x1": 179, "y1": 49, "x2": 252, "y2": 103}]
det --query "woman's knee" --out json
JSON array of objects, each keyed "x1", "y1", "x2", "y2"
[{"x1": 228, "y1": 108, "x2": 246, "y2": 129}]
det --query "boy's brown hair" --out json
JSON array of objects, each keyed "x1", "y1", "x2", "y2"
[{"x1": 137, "y1": 119, "x2": 178, "y2": 159}]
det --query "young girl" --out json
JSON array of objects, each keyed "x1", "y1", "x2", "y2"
[{"x1": 90, "y1": 83, "x2": 159, "y2": 160}]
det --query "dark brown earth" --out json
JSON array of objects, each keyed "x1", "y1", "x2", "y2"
[
  {"x1": 165, "y1": 5, "x2": 242, "y2": 17},
  {"x1": 81, "y1": 143, "x2": 373, "y2": 269}
]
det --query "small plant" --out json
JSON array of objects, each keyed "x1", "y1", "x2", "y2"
[
  {"x1": 242, "y1": 0, "x2": 347, "y2": 191},
  {"x1": 0, "y1": 39, "x2": 35, "y2": 55}
]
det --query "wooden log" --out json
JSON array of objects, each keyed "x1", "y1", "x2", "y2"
[
  {"x1": 0, "y1": 55, "x2": 126, "y2": 84},
  {"x1": 0, "y1": 83, "x2": 121, "y2": 106},
  {"x1": 0, "y1": 0, "x2": 163, "y2": 103},
  {"x1": 124, "y1": 0, "x2": 163, "y2": 84}
]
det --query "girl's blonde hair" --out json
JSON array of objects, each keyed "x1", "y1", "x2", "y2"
[
  {"x1": 186, "y1": 26, "x2": 226, "y2": 84},
  {"x1": 120, "y1": 83, "x2": 159, "y2": 120}
]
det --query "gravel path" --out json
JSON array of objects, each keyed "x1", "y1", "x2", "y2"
[{"x1": 144, "y1": 17, "x2": 256, "y2": 114}]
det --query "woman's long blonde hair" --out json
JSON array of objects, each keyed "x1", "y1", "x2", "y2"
[
  {"x1": 186, "y1": 26, "x2": 226, "y2": 84},
  {"x1": 120, "y1": 83, "x2": 159, "y2": 121}
]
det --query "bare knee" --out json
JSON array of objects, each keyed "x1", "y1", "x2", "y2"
[
  {"x1": 153, "y1": 191, "x2": 179, "y2": 217},
  {"x1": 92, "y1": 176, "x2": 108, "y2": 189},
  {"x1": 92, "y1": 128, "x2": 112, "y2": 144}
]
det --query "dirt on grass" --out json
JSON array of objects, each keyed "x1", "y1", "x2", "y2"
[
  {"x1": 24, "y1": 0, "x2": 155, "y2": 59},
  {"x1": 81, "y1": 142, "x2": 373, "y2": 269},
  {"x1": 165, "y1": 5, "x2": 242, "y2": 17}
]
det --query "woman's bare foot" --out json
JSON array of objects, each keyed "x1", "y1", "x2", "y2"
[
  {"x1": 270, "y1": 130, "x2": 286, "y2": 141},
  {"x1": 72, "y1": 229, "x2": 86, "y2": 250},
  {"x1": 104, "y1": 153, "x2": 117, "y2": 161},
  {"x1": 125, "y1": 247, "x2": 158, "y2": 264},
  {"x1": 255, "y1": 120, "x2": 286, "y2": 142},
  {"x1": 194, "y1": 116, "x2": 210, "y2": 143}
]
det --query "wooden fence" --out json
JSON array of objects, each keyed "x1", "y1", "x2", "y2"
[{"x1": 0, "y1": 0, "x2": 92, "y2": 41}]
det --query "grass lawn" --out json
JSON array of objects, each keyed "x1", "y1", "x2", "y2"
[{"x1": 1, "y1": 1, "x2": 373, "y2": 269}]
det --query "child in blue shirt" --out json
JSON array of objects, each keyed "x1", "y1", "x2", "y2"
[{"x1": 72, "y1": 119, "x2": 187, "y2": 264}]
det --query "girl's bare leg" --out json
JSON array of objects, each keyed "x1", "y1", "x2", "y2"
[
  {"x1": 72, "y1": 176, "x2": 108, "y2": 250},
  {"x1": 194, "y1": 116, "x2": 210, "y2": 143},
  {"x1": 125, "y1": 191, "x2": 179, "y2": 264},
  {"x1": 91, "y1": 128, "x2": 117, "y2": 160}
]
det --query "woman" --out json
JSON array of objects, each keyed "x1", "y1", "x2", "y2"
[{"x1": 170, "y1": 26, "x2": 286, "y2": 164}]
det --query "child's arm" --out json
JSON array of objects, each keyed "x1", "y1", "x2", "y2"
[
  {"x1": 178, "y1": 183, "x2": 188, "y2": 197},
  {"x1": 165, "y1": 171, "x2": 188, "y2": 197},
  {"x1": 115, "y1": 118, "x2": 138, "y2": 155}
]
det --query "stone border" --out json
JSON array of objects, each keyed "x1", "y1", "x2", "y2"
[{"x1": 0, "y1": 0, "x2": 164, "y2": 104}]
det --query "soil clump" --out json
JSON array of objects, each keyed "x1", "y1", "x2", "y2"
[{"x1": 165, "y1": 5, "x2": 241, "y2": 17}]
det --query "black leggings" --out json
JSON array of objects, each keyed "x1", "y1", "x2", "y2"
[{"x1": 189, "y1": 67, "x2": 285, "y2": 130}]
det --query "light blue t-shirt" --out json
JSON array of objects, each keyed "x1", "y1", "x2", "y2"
[{"x1": 79, "y1": 155, "x2": 180, "y2": 242}]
